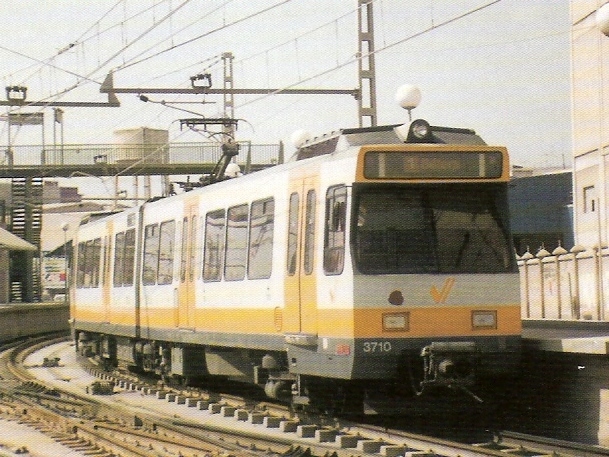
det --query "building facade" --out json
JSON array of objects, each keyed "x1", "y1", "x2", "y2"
[{"x1": 571, "y1": 1, "x2": 609, "y2": 246}]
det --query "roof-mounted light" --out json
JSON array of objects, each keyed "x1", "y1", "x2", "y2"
[
  {"x1": 394, "y1": 118, "x2": 432, "y2": 143},
  {"x1": 410, "y1": 119, "x2": 430, "y2": 140},
  {"x1": 395, "y1": 84, "x2": 421, "y2": 121}
]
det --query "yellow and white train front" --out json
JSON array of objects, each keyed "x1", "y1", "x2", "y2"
[{"x1": 286, "y1": 142, "x2": 521, "y2": 404}]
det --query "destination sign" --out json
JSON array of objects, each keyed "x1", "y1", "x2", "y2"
[{"x1": 363, "y1": 150, "x2": 503, "y2": 179}]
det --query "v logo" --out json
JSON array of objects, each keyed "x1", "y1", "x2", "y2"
[{"x1": 430, "y1": 277, "x2": 455, "y2": 304}]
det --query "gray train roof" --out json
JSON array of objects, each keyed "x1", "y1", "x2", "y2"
[{"x1": 294, "y1": 122, "x2": 487, "y2": 161}]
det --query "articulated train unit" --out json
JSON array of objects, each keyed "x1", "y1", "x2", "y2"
[{"x1": 71, "y1": 116, "x2": 521, "y2": 413}]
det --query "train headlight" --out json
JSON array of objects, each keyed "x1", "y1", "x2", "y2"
[
  {"x1": 383, "y1": 312, "x2": 409, "y2": 331},
  {"x1": 471, "y1": 310, "x2": 497, "y2": 329},
  {"x1": 394, "y1": 118, "x2": 431, "y2": 143},
  {"x1": 410, "y1": 119, "x2": 430, "y2": 139}
]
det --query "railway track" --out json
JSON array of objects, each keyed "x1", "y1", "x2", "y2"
[
  {"x1": 0, "y1": 336, "x2": 291, "y2": 456},
  {"x1": 3, "y1": 336, "x2": 609, "y2": 457}
]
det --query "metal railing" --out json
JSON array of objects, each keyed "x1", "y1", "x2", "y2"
[
  {"x1": 1, "y1": 141, "x2": 283, "y2": 168},
  {"x1": 519, "y1": 245, "x2": 608, "y2": 321}
]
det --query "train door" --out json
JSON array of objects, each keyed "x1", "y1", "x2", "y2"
[
  {"x1": 284, "y1": 175, "x2": 318, "y2": 335},
  {"x1": 177, "y1": 202, "x2": 198, "y2": 329}
]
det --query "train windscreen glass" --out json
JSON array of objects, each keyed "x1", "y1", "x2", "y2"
[
  {"x1": 353, "y1": 184, "x2": 514, "y2": 274},
  {"x1": 364, "y1": 151, "x2": 503, "y2": 179}
]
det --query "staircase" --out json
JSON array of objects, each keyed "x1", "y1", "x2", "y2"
[{"x1": 10, "y1": 177, "x2": 43, "y2": 302}]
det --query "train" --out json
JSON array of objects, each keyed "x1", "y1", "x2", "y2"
[{"x1": 70, "y1": 115, "x2": 521, "y2": 414}]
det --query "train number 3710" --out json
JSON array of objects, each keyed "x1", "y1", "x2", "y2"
[{"x1": 362, "y1": 341, "x2": 393, "y2": 353}]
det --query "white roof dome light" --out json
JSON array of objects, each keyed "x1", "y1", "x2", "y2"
[
  {"x1": 395, "y1": 84, "x2": 421, "y2": 111},
  {"x1": 597, "y1": 3, "x2": 609, "y2": 36},
  {"x1": 291, "y1": 129, "x2": 312, "y2": 149},
  {"x1": 225, "y1": 162, "x2": 242, "y2": 178}
]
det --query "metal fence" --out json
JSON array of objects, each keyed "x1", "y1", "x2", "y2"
[
  {"x1": 1, "y1": 141, "x2": 283, "y2": 168},
  {"x1": 519, "y1": 246, "x2": 608, "y2": 321}
]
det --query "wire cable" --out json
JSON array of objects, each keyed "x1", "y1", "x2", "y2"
[
  {"x1": 235, "y1": 0, "x2": 502, "y2": 110},
  {"x1": 114, "y1": 0, "x2": 292, "y2": 72}
]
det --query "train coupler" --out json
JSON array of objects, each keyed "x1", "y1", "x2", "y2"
[{"x1": 419, "y1": 341, "x2": 477, "y2": 391}]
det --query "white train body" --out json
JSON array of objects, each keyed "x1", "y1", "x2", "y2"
[{"x1": 71, "y1": 120, "x2": 521, "y2": 411}]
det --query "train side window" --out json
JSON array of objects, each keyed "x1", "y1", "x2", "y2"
[
  {"x1": 143, "y1": 223, "x2": 160, "y2": 285},
  {"x1": 101, "y1": 236, "x2": 110, "y2": 287},
  {"x1": 89, "y1": 238, "x2": 102, "y2": 287},
  {"x1": 203, "y1": 209, "x2": 226, "y2": 282},
  {"x1": 123, "y1": 228, "x2": 136, "y2": 286},
  {"x1": 76, "y1": 239, "x2": 101, "y2": 288},
  {"x1": 225, "y1": 204, "x2": 248, "y2": 281},
  {"x1": 324, "y1": 185, "x2": 347, "y2": 275},
  {"x1": 113, "y1": 232, "x2": 125, "y2": 287},
  {"x1": 158, "y1": 220, "x2": 175, "y2": 285},
  {"x1": 248, "y1": 198, "x2": 274, "y2": 279},
  {"x1": 83, "y1": 241, "x2": 94, "y2": 287},
  {"x1": 304, "y1": 190, "x2": 316, "y2": 275},
  {"x1": 76, "y1": 241, "x2": 86, "y2": 287},
  {"x1": 180, "y1": 217, "x2": 188, "y2": 282},
  {"x1": 189, "y1": 216, "x2": 197, "y2": 281},
  {"x1": 287, "y1": 192, "x2": 299, "y2": 275}
]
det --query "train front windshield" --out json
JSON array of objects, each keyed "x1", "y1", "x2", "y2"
[{"x1": 353, "y1": 184, "x2": 515, "y2": 274}]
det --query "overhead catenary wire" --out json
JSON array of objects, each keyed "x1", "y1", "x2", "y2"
[
  {"x1": 0, "y1": 0, "x2": 195, "y2": 126},
  {"x1": 114, "y1": 0, "x2": 292, "y2": 73},
  {"x1": 233, "y1": 0, "x2": 503, "y2": 111},
  {"x1": 0, "y1": 0, "x2": 571, "y2": 152},
  {"x1": 0, "y1": 0, "x2": 167, "y2": 86}
]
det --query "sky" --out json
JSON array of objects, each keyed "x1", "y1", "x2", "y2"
[{"x1": 0, "y1": 0, "x2": 572, "y2": 180}]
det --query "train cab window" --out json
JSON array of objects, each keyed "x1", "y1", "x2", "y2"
[
  {"x1": 158, "y1": 220, "x2": 175, "y2": 285},
  {"x1": 324, "y1": 185, "x2": 347, "y2": 275},
  {"x1": 203, "y1": 209, "x2": 226, "y2": 282},
  {"x1": 248, "y1": 198, "x2": 274, "y2": 279},
  {"x1": 143, "y1": 223, "x2": 160, "y2": 285},
  {"x1": 353, "y1": 185, "x2": 514, "y2": 274},
  {"x1": 225, "y1": 204, "x2": 248, "y2": 281},
  {"x1": 287, "y1": 193, "x2": 299, "y2": 275},
  {"x1": 304, "y1": 190, "x2": 316, "y2": 275}
]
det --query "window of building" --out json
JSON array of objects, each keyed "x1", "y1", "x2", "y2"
[
  {"x1": 248, "y1": 198, "x2": 274, "y2": 279},
  {"x1": 583, "y1": 185, "x2": 596, "y2": 213}
]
